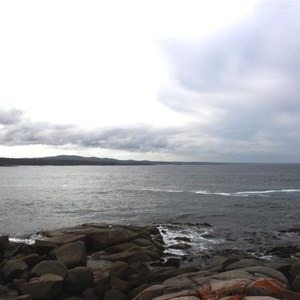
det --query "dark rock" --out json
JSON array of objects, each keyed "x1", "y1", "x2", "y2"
[
  {"x1": 174, "y1": 236, "x2": 191, "y2": 242},
  {"x1": 290, "y1": 260, "x2": 300, "y2": 281},
  {"x1": 279, "y1": 228, "x2": 300, "y2": 233},
  {"x1": 81, "y1": 287, "x2": 98, "y2": 300},
  {"x1": 225, "y1": 258, "x2": 263, "y2": 271},
  {"x1": 168, "y1": 243, "x2": 192, "y2": 250},
  {"x1": 104, "y1": 288, "x2": 126, "y2": 300},
  {"x1": 109, "y1": 261, "x2": 133, "y2": 280},
  {"x1": 109, "y1": 276, "x2": 131, "y2": 293},
  {"x1": 22, "y1": 244, "x2": 35, "y2": 255},
  {"x1": 0, "y1": 236, "x2": 9, "y2": 261},
  {"x1": 21, "y1": 273, "x2": 64, "y2": 300},
  {"x1": 87, "y1": 227, "x2": 138, "y2": 251},
  {"x1": 34, "y1": 240, "x2": 57, "y2": 255},
  {"x1": 14, "y1": 295, "x2": 33, "y2": 300},
  {"x1": 164, "y1": 258, "x2": 180, "y2": 267},
  {"x1": 104, "y1": 250, "x2": 152, "y2": 264},
  {"x1": 291, "y1": 274, "x2": 300, "y2": 292},
  {"x1": 127, "y1": 283, "x2": 150, "y2": 300},
  {"x1": 267, "y1": 245, "x2": 299, "y2": 258},
  {"x1": 21, "y1": 254, "x2": 41, "y2": 269},
  {"x1": 4, "y1": 242, "x2": 24, "y2": 259},
  {"x1": 65, "y1": 267, "x2": 93, "y2": 294},
  {"x1": 148, "y1": 267, "x2": 198, "y2": 283},
  {"x1": 2, "y1": 259, "x2": 28, "y2": 282},
  {"x1": 45, "y1": 233, "x2": 86, "y2": 246},
  {"x1": 13, "y1": 278, "x2": 27, "y2": 293},
  {"x1": 30, "y1": 260, "x2": 68, "y2": 279},
  {"x1": 95, "y1": 284, "x2": 110, "y2": 300},
  {"x1": 51, "y1": 241, "x2": 87, "y2": 269}
]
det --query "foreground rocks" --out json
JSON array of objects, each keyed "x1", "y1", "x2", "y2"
[{"x1": 0, "y1": 224, "x2": 299, "y2": 300}]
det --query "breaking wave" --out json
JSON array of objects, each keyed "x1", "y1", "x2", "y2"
[{"x1": 139, "y1": 188, "x2": 300, "y2": 197}]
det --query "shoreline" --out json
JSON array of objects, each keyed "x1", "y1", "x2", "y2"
[{"x1": 0, "y1": 223, "x2": 300, "y2": 299}]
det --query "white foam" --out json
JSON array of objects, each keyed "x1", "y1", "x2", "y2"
[
  {"x1": 158, "y1": 224, "x2": 223, "y2": 257},
  {"x1": 9, "y1": 233, "x2": 45, "y2": 245},
  {"x1": 194, "y1": 189, "x2": 300, "y2": 197}
]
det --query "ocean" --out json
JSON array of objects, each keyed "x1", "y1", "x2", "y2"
[{"x1": 1, "y1": 164, "x2": 300, "y2": 258}]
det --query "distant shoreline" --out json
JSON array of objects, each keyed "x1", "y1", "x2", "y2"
[{"x1": 0, "y1": 155, "x2": 224, "y2": 166}]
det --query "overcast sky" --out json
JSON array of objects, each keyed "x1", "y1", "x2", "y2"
[{"x1": 0, "y1": 0, "x2": 299, "y2": 162}]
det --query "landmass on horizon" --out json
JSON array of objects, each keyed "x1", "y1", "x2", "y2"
[{"x1": 0, "y1": 155, "x2": 223, "y2": 166}]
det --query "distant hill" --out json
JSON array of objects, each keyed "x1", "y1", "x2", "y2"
[{"x1": 0, "y1": 155, "x2": 221, "y2": 166}]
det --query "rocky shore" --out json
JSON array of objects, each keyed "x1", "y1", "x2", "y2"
[{"x1": 0, "y1": 223, "x2": 300, "y2": 300}]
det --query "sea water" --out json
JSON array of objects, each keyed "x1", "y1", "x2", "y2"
[{"x1": 1, "y1": 164, "x2": 300, "y2": 257}]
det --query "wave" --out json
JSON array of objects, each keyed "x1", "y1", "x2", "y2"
[
  {"x1": 195, "y1": 189, "x2": 300, "y2": 197},
  {"x1": 139, "y1": 188, "x2": 300, "y2": 197}
]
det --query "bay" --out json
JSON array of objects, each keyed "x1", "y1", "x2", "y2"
[{"x1": 1, "y1": 164, "x2": 300, "y2": 255}]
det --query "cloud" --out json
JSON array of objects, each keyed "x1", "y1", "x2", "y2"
[
  {"x1": 157, "y1": 1, "x2": 300, "y2": 160},
  {"x1": 0, "y1": 108, "x2": 24, "y2": 125}
]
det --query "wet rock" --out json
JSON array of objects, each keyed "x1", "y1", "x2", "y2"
[
  {"x1": 30, "y1": 260, "x2": 69, "y2": 279},
  {"x1": 51, "y1": 241, "x2": 87, "y2": 269},
  {"x1": 168, "y1": 243, "x2": 192, "y2": 250},
  {"x1": 3, "y1": 259, "x2": 28, "y2": 282},
  {"x1": 174, "y1": 236, "x2": 191, "y2": 242},
  {"x1": 65, "y1": 267, "x2": 93, "y2": 294},
  {"x1": 164, "y1": 258, "x2": 180, "y2": 267},
  {"x1": 267, "y1": 245, "x2": 299, "y2": 258},
  {"x1": 21, "y1": 273, "x2": 64, "y2": 300}
]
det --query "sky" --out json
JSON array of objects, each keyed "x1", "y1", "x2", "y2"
[{"x1": 0, "y1": 0, "x2": 300, "y2": 162}]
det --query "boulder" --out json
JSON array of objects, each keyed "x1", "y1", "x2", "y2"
[
  {"x1": 0, "y1": 235, "x2": 9, "y2": 261},
  {"x1": 290, "y1": 260, "x2": 300, "y2": 281},
  {"x1": 81, "y1": 287, "x2": 98, "y2": 300},
  {"x1": 291, "y1": 274, "x2": 300, "y2": 292},
  {"x1": 4, "y1": 242, "x2": 24, "y2": 259},
  {"x1": 168, "y1": 243, "x2": 192, "y2": 250},
  {"x1": 21, "y1": 273, "x2": 64, "y2": 300},
  {"x1": 65, "y1": 266, "x2": 94, "y2": 294},
  {"x1": 109, "y1": 261, "x2": 134, "y2": 280},
  {"x1": 87, "y1": 227, "x2": 138, "y2": 251},
  {"x1": 14, "y1": 295, "x2": 33, "y2": 300},
  {"x1": 109, "y1": 276, "x2": 131, "y2": 293},
  {"x1": 225, "y1": 259, "x2": 264, "y2": 271},
  {"x1": 34, "y1": 240, "x2": 57, "y2": 255},
  {"x1": 51, "y1": 241, "x2": 87, "y2": 269},
  {"x1": 30, "y1": 260, "x2": 68, "y2": 279},
  {"x1": 21, "y1": 254, "x2": 41, "y2": 269},
  {"x1": 44, "y1": 233, "x2": 86, "y2": 246},
  {"x1": 104, "y1": 250, "x2": 152, "y2": 264},
  {"x1": 104, "y1": 288, "x2": 126, "y2": 300},
  {"x1": 2, "y1": 259, "x2": 28, "y2": 282}
]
